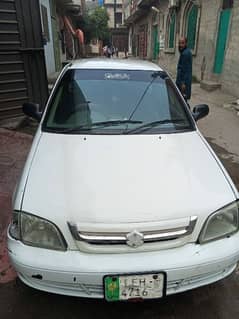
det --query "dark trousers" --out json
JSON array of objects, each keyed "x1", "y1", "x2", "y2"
[{"x1": 183, "y1": 96, "x2": 190, "y2": 110}]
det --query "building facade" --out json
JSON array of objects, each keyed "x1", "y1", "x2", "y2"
[
  {"x1": 104, "y1": 0, "x2": 123, "y2": 28},
  {"x1": 125, "y1": 0, "x2": 239, "y2": 97},
  {"x1": 43, "y1": 0, "x2": 84, "y2": 72},
  {"x1": 103, "y1": 0, "x2": 128, "y2": 51}
]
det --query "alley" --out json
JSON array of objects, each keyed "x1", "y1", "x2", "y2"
[{"x1": 0, "y1": 84, "x2": 239, "y2": 318}]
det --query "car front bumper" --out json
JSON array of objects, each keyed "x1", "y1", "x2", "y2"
[{"x1": 8, "y1": 232, "x2": 239, "y2": 299}]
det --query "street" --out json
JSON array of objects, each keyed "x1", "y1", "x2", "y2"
[
  {"x1": 0, "y1": 84, "x2": 239, "y2": 319},
  {"x1": 192, "y1": 84, "x2": 239, "y2": 190}
]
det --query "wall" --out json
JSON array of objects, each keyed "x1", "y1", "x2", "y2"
[
  {"x1": 221, "y1": 0, "x2": 239, "y2": 96},
  {"x1": 106, "y1": 7, "x2": 115, "y2": 28},
  {"x1": 50, "y1": 0, "x2": 61, "y2": 71},
  {"x1": 155, "y1": 0, "x2": 177, "y2": 76},
  {"x1": 104, "y1": 0, "x2": 122, "y2": 4},
  {"x1": 105, "y1": 4, "x2": 123, "y2": 28}
]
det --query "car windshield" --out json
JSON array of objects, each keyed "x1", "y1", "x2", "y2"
[{"x1": 43, "y1": 69, "x2": 194, "y2": 134}]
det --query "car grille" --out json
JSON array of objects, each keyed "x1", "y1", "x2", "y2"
[{"x1": 68, "y1": 216, "x2": 197, "y2": 252}]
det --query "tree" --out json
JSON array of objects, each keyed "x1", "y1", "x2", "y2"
[
  {"x1": 90, "y1": 7, "x2": 110, "y2": 42},
  {"x1": 77, "y1": 7, "x2": 110, "y2": 44}
]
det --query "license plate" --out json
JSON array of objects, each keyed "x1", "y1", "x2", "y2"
[{"x1": 104, "y1": 272, "x2": 165, "y2": 302}]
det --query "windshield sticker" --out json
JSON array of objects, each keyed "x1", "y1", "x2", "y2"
[{"x1": 104, "y1": 73, "x2": 130, "y2": 80}]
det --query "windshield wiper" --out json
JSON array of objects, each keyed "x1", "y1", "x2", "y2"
[
  {"x1": 124, "y1": 119, "x2": 187, "y2": 134},
  {"x1": 90, "y1": 119, "x2": 142, "y2": 127},
  {"x1": 48, "y1": 120, "x2": 143, "y2": 133},
  {"x1": 126, "y1": 71, "x2": 169, "y2": 124}
]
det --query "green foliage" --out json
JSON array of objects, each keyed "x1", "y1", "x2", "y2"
[
  {"x1": 78, "y1": 7, "x2": 110, "y2": 44},
  {"x1": 77, "y1": 14, "x2": 93, "y2": 44}
]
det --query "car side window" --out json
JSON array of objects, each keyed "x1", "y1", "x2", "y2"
[
  {"x1": 166, "y1": 80, "x2": 189, "y2": 120},
  {"x1": 47, "y1": 76, "x2": 92, "y2": 127}
]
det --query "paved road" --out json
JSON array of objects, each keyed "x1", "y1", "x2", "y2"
[
  {"x1": 0, "y1": 275, "x2": 238, "y2": 319},
  {"x1": 0, "y1": 85, "x2": 239, "y2": 318},
  {"x1": 192, "y1": 84, "x2": 239, "y2": 190}
]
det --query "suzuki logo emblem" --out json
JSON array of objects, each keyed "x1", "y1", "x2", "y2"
[{"x1": 126, "y1": 230, "x2": 144, "y2": 248}]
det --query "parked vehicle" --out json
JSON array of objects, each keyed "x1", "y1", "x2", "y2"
[{"x1": 8, "y1": 59, "x2": 239, "y2": 301}]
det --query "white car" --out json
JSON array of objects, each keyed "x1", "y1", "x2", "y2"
[{"x1": 8, "y1": 59, "x2": 239, "y2": 301}]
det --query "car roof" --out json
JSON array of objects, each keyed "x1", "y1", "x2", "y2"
[{"x1": 68, "y1": 58, "x2": 163, "y2": 71}]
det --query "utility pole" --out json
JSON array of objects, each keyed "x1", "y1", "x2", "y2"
[
  {"x1": 114, "y1": 0, "x2": 116, "y2": 29},
  {"x1": 81, "y1": 0, "x2": 86, "y2": 15}
]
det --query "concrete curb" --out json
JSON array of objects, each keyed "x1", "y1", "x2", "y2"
[{"x1": 0, "y1": 116, "x2": 26, "y2": 131}]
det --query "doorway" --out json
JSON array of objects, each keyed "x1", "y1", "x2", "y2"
[{"x1": 213, "y1": 2, "x2": 233, "y2": 74}]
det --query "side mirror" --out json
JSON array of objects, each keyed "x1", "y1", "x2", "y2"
[
  {"x1": 192, "y1": 104, "x2": 209, "y2": 121},
  {"x1": 22, "y1": 103, "x2": 42, "y2": 122}
]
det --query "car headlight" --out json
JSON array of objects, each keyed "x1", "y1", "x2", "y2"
[
  {"x1": 9, "y1": 211, "x2": 67, "y2": 251},
  {"x1": 199, "y1": 201, "x2": 239, "y2": 244}
]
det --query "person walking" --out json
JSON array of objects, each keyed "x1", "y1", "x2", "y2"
[
  {"x1": 106, "y1": 43, "x2": 115, "y2": 58},
  {"x1": 176, "y1": 37, "x2": 192, "y2": 107}
]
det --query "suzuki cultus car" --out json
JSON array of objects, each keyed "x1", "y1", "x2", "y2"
[{"x1": 8, "y1": 59, "x2": 239, "y2": 301}]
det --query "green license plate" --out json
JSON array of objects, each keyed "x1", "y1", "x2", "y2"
[{"x1": 104, "y1": 272, "x2": 165, "y2": 302}]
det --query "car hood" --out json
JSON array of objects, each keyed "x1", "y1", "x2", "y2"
[{"x1": 22, "y1": 131, "x2": 235, "y2": 228}]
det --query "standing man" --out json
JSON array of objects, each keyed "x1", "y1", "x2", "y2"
[{"x1": 176, "y1": 37, "x2": 192, "y2": 106}]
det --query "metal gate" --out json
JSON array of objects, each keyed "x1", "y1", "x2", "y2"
[
  {"x1": 0, "y1": 0, "x2": 48, "y2": 119},
  {"x1": 139, "y1": 24, "x2": 147, "y2": 59}
]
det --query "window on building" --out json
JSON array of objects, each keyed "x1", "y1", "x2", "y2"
[
  {"x1": 165, "y1": 10, "x2": 176, "y2": 52},
  {"x1": 168, "y1": 12, "x2": 176, "y2": 49},
  {"x1": 183, "y1": 1, "x2": 201, "y2": 54},
  {"x1": 222, "y1": 0, "x2": 233, "y2": 9},
  {"x1": 186, "y1": 4, "x2": 198, "y2": 51},
  {"x1": 115, "y1": 12, "x2": 122, "y2": 25}
]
